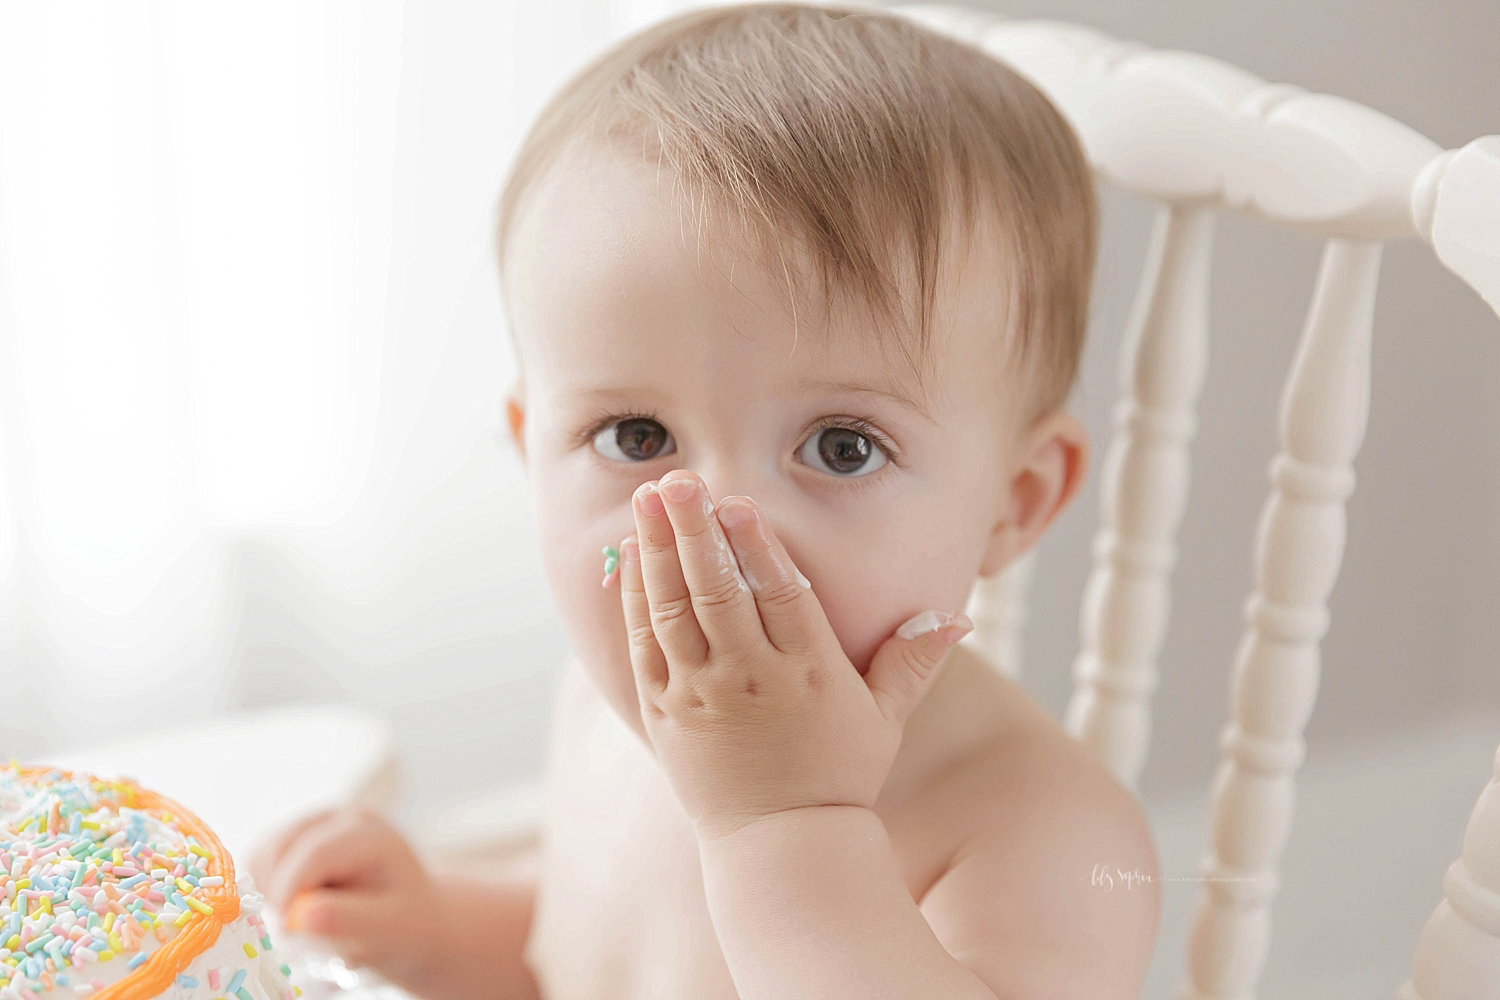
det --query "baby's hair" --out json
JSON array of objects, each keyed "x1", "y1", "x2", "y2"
[{"x1": 495, "y1": 2, "x2": 1097, "y2": 426}]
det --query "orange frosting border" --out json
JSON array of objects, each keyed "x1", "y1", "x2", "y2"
[{"x1": 13, "y1": 767, "x2": 241, "y2": 1000}]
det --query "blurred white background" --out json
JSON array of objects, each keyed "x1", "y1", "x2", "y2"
[
  {"x1": 1, "y1": 1, "x2": 1497, "y2": 996},
  {"x1": 0, "y1": 0, "x2": 685, "y2": 813}
]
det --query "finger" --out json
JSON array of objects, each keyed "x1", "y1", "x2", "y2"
[
  {"x1": 619, "y1": 533, "x2": 669, "y2": 705},
  {"x1": 866, "y1": 610, "x2": 974, "y2": 727},
  {"x1": 295, "y1": 890, "x2": 432, "y2": 987},
  {"x1": 287, "y1": 888, "x2": 387, "y2": 966},
  {"x1": 289, "y1": 887, "x2": 364, "y2": 938},
  {"x1": 283, "y1": 889, "x2": 317, "y2": 931},
  {"x1": 264, "y1": 810, "x2": 391, "y2": 911},
  {"x1": 714, "y1": 495, "x2": 822, "y2": 656},
  {"x1": 246, "y1": 807, "x2": 340, "y2": 895},
  {"x1": 258, "y1": 810, "x2": 350, "y2": 909},
  {"x1": 633, "y1": 478, "x2": 708, "y2": 668},
  {"x1": 656, "y1": 470, "x2": 770, "y2": 657}
]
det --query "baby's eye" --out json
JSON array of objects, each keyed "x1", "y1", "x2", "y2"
[
  {"x1": 797, "y1": 423, "x2": 889, "y2": 478},
  {"x1": 592, "y1": 416, "x2": 675, "y2": 463},
  {"x1": 584, "y1": 412, "x2": 895, "y2": 476}
]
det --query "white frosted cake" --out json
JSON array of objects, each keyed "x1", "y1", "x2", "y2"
[{"x1": 0, "y1": 764, "x2": 298, "y2": 1000}]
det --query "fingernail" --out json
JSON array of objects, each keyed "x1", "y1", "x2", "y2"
[
  {"x1": 716, "y1": 498, "x2": 757, "y2": 531},
  {"x1": 660, "y1": 478, "x2": 698, "y2": 502},
  {"x1": 942, "y1": 618, "x2": 974, "y2": 644},
  {"x1": 635, "y1": 482, "x2": 664, "y2": 516},
  {"x1": 794, "y1": 568, "x2": 812, "y2": 589},
  {"x1": 622, "y1": 536, "x2": 640, "y2": 562},
  {"x1": 896, "y1": 610, "x2": 973, "y2": 641}
]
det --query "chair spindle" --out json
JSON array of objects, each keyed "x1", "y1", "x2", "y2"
[
  {"x1": 1064, "y1": 200, "x2": 1215, "y2": 790},
  {"x1": 1178, "y1": 236, "x2": 1382, "y2": 1000}
]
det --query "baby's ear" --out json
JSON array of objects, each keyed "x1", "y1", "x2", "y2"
[
  {"x1": 978, "y1": 409, "x2": 1089, "y2": 577},
  {"x1": 503, "y1": 382, "x2": 527, "y2": 464}
]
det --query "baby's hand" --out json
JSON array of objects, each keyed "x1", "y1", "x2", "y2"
[
  {"x1": 248, "y1": 806, "x2": 439, "y2": 987},
  {"x1": 620, "y1": 469, "x2": 973, "y2": 843}
]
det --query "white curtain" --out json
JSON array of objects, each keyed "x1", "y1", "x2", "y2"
[{"x1": 0, "y1": 0, "x2": 692, "y2": 813}]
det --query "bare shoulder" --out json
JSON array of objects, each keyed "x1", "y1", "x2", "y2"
[{"x1": 914, "y1": 662, "x2": 1162, "y2": 999}]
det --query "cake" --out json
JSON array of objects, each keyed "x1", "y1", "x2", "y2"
[{"x1": 0, "y1": 764, "x2": 299, "y2": 1000}]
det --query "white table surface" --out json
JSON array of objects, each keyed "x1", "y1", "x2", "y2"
[{"x1": 43, "y1": 702, "x2": 401, "y2": 868}]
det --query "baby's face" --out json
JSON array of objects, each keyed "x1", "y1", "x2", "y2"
[{"x1": 502, "y1": 142, "x2": 1086, "y2": 748}]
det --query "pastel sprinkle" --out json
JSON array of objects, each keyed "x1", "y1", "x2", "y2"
[{"x1": 0, "y1": 764, "x2": 269, "y2": 999}]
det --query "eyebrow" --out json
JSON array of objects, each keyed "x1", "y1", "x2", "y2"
[
  {"x1": 794, "y1": 377, "x2": 935, "y2": 424},
  {"x1": 571, "y1": 377, "x2": 935, "y2": 424}
]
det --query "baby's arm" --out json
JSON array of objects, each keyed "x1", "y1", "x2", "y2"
[
  {"x1": 249, "y1": 807, "x2": 542, "y2": 1000},
  {"x1": 696, "y1": 731, "x2": 1159, "y2": 1000},
  {"x1": 697, "y1": 806, "x2": 1004, "y2": 1000}
]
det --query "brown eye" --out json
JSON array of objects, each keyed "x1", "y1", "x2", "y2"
[
  {"x1": 798, "y1": 425, "x2": 888, "y2": 477},
  {"x1": 592, "y1": 417, "x2": 674, "y2": 463}
]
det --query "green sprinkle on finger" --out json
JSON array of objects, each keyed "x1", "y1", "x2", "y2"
[{"x1": 602, "y1": 545, "x2": 621, "y2": 588}]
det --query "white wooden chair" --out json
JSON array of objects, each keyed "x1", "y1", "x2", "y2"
[{"x1": 415, "y1": 6, "x2": 1500, "y2": 998}]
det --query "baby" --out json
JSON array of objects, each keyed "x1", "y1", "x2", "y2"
[{"x1": 249, "y1": 4, "x2": 1161, "y2": 999}]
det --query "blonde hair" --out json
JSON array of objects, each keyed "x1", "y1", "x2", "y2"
[{"x1": 495, "y1": 2, "x2": 1096, "y2": 425}]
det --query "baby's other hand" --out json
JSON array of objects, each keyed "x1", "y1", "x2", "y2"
[{"x1": 248, "y1": 806, "x2": 439, "y2": 985}]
